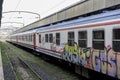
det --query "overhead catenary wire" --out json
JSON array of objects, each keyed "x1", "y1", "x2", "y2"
[
  {"x1": 41, "y1": 0, "x2": 66, "y2": 16},
  {"x1": 1, "y1": 0, "x2": 23, "y2": 29},
  {"x1": 9, "y1": 0, "x2": 22, "y2": 20},
  {"x1": 14, "y1": 0, "x2": 22, "y2": 11}
]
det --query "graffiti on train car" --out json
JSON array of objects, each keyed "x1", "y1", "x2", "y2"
[{"x1": 62, "y1": 43, "x2": 120, "y2": 79}]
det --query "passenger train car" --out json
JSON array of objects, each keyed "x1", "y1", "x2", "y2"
[{"x1": 8, "y1": 9, "x2": 120, "y2": 79}]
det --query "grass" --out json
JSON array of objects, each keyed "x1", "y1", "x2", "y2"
[
  {"x1": 0, "y1": 41, "x2": 40, "y2": 80},
  {"x1": 1, "y1": 41, "x2": 81, "y2": 80},
  {"x1": 0, "y1": 41, "x2": 8, "y2": 65}
]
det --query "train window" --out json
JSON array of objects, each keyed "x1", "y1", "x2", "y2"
[
  {"x1": 56, "y1": 33, "x2": 60, "y2": 45},
  {"x1": 30, "y1": 35, "x2": 32, "y2": 42},
  {"x1": 45, "y1": 34, "x2": 48, "y2": 42},
  {"x1": 93, "y1": 30, "x2": 104, "y2": 50},
  {"x1": 78, "y1": 31, "x2": 87, "y2": 48},
  {"x1": 49, "y1": 34, "x2": 53, "y2": 43},
  {"x1": 23, "y1": 36, "x2": 25, "y2": 41},
  {"x1": 113, "y1": 29, "x2": 120, "y2": 52},
  {"x1": 29, "y1": 35, "x2": 31, "y2": 42},
  {"x1": 39, "y1": 34, "x2": 41, "y2": 43},
  {"x1": 31, "y1": 35, "x2": 33, "y2": 42},
  {"x1": 68, "y1": 32, "x2": 74, "y2": 46},
  {"x1": 25, "y1": 36, "x2": 27, "y2": 41},
  {"x1": 29, "y1": 35, "x2": 30, "y2": 41},
  {"x1": 21, "y1": 36, "x2": 23, "y2": 41},
  {"x1": 27, "y1": 36, "x2": 28, "y2": 41}
]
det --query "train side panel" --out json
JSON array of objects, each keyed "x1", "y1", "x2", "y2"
[
  {"x1": 35, "y1": 20, "x2": 120, "y2": 79},
  {"x1": 8, "y1": 9, "x2": 120, "y2": 79}
]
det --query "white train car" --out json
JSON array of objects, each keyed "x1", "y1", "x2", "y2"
[
  {"x1": 8, "y1": 9, "x2": 120, "y2": 79},
  {"x1": 10, "y1": 29, "x2": 37, "y2": 50},
  {"x1": 9, "y1": 34, "x2": 18, "y2": 44},
  {"x1": 35, "y1": 9, "x2": 120, "y2": 79}
]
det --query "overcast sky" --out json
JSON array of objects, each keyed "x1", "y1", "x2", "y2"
[
  {"x1": 3, "y1": 0, "x2": 82, "y2": 17},
  {"x1": 2, "y1": 0, "x2": 81, "y2": 28}
]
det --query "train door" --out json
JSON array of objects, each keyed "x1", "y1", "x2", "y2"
[
  {"x1": 33, "y1": 33, "x2": 36, "y2": 49},
  {"x1": 16, "y1": 36, "x2": 18, "y2": 43}
]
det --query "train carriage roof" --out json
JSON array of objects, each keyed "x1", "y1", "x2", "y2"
[
  {"x1": 36, "y1": 9, "x2": 120, "y2": 33},
  {"x1": 11, "y1": 8, "x2": 120, "y2": 35},
  {"x1": 11, "y1": 29, "x2": 37, "y2": 36}
]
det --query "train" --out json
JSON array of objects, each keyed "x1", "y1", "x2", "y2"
[{"x1": 8, "y1": 9, "x2": 120, "y2": 79}]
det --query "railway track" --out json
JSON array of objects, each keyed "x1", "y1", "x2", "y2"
[
  {"x1": 18, "y1": 57, "x2": 41, "y2": 80},
  {"x1": 1, "y1": 41, "x2": 87, "y2": 80}
]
